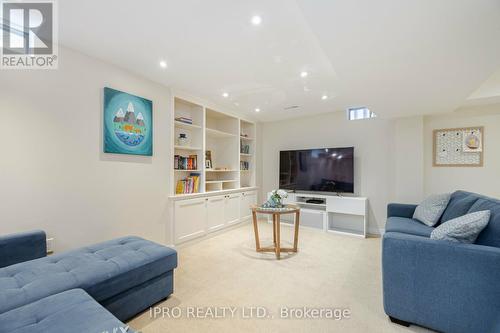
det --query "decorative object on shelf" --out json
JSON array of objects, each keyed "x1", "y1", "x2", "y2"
[
  {"x1": 177, "y1": 133, "x2": 189, "y2": 146},
  {"x1": 433, "y1": 127, "x2": 484, "y2": 167},
  {"x1": 262, "y1": 190, "x2": 288, "y2": 208},
  {"x1": 205, "y1": 150, "x2": 213, "y2": 169},
  {"x1": 103, "y1": 87, "x2": 153, "y2": 156}
]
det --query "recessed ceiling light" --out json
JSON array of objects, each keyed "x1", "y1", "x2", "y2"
[
  {"x1": 251, "y1": 15, "x2": 262, "y2": 26},
  {"x1": 300, "y1": 71, "x2": 308, "y2": 78},
  {"x1": 159, "y1": 60, "x2": 167, "y2": 69},
  {"x1": 255, "y1": 108, "x2": 261, "y2": 113},
  {"x1": 321, "y1": 95, "x2": 328, "y2": 100},
  {"x1": 222, "y1": 92, "x2": 229, "y2": 98}
]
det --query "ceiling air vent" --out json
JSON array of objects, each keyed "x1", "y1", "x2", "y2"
[{"x1": 284, "y1": 105, "x2": 300, "y2": 110}]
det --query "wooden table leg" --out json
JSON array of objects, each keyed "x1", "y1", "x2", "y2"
[
  {"x1": 276, "y1": 214, "x2": 281, "y2": 259},
  {"x1": 252, "y1": 211, "x2": 260, "y2": 251},
  {"x1": 273, "y1": 214, "x2": 277, "y2": 246},
  {"x1": 293, "y1": 211, "x2": 300, "y2": 252}
]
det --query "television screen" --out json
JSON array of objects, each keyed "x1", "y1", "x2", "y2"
[{"x1": 279, "y1": 147, "x2": 354, "y2": 193}]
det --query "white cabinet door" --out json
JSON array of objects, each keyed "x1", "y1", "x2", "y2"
[
  {"x1": 207, "y1": 195, "x2": 225, "y2": 232},
  {"x1": 225, "y1": 193, "x2": 241, "y2": 225},
  {"x1": 174, "y1": 198, "x2": 206, "y2": 243},
  {"x1": 240, "y1": 191, "x2": 257, "y2": 220}
]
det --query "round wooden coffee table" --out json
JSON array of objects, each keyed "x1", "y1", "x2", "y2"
[{"x1": 251, "y1": 205, "x2": 300, "y2": 259}]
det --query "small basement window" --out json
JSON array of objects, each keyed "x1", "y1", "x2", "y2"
[{"x1": 347, "y1": 107, "x2": 376, "y2": 120}]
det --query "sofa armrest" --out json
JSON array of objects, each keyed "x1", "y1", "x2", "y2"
[
  {"x1": 387, "y1": 203, "x2": 417, "y2": 218},
  {"x1": 382, "y1": 232, "x2": 500, "y2": 333},
  {"x1": 0, "y1": 230, "x2": 47, "y2": 268}
]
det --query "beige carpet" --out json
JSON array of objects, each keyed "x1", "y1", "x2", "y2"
[{"x1": 128, "y1": 222, "x2": 433, "y2": 333}]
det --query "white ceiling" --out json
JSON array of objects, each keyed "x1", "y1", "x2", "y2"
[{"x1": 58, "y1": 0, "x2": 500, "y2": 121}]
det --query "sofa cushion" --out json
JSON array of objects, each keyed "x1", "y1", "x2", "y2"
[
  {"x1": 0, "y1": 289, "x2": 132, "y2": 333},
  {"x1": 468, "y1": 198, "x2": 500, "y2": 247},
  {"x1": 440, "y1": 190, "x2": 480, "y2": 223},
  {"x1": 0, "y1": 236, "x2": 177, "y2": 314},
  {"x1": 413, "y1": 193, "x2": 451, "y2": 227},
  {"x1": 431, "y1": 210, "x2": 491, "y2": 244},
  {"x1": 385, "y1": 217, "x2": 434, "y2": 238}
]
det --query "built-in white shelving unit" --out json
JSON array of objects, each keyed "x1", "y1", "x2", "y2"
[
  {"x1": 170, "y1": 96, "x2": 257, "y2": 196},
  {"x1": 169, "y1": 94, "x2": 258, "y2": 245}
]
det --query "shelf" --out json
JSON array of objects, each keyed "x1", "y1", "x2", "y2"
[
  {"x1": 174, "y1": 121, "x2": 202, "y2": 130},
  {"x1": 205, "y1": 180, "x2": 238, "y2": 184},
  {"x1": 240, "y1": 136, "x2": 254, "y2": 140},
  {"x1": 174, "y1": 145, "x2": 202, "y2": 151},
  {"x1": 169, "y1": 186, "x2": 258, "y2": 200},
  {"x1": 174, "y1": 169, "x2": 201, "y2": 172},
  {"x1": 206, "y1": 128, "x2": 236, "y2": 138},
  {"x1": 206, "y1": 169, "x2": 238, "y2": 172},
  {"x1": 240, "y1": 153, "x2": 252, "y2": 157},
  {"x1": 294, "y1": 201, "x2": 327, "y2": 208}
]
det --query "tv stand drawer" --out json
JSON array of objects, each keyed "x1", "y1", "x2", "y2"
[{"x1": 326, "y1": 197, "x2": 366, "y2": 216}]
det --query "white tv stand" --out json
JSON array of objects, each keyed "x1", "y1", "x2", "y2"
[{"x1": 269, "y1": 191, "x2": 368, "y2": 238}]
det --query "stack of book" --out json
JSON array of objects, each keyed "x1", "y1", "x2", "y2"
[
  {"x1": 176, "y1": 173, "x2": 200, "y2": 194},
  {"x1": 240, "y1": 161, "x2": 250, "y2": 170},
  {"x1": 240, "y1": 141, "x2": 250, "y2": 154},
  {"x1": 174, "y1": 155, "x2": 197, "y2": 170},
  {"x1": 175, "y1": 116, "x2": 193, "y2": 125}
]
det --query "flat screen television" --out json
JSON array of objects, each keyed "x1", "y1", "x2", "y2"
[{"x1": 279, "y1": 147, "x2": 354, "y2": 193}]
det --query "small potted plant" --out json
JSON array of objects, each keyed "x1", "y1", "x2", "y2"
[{"x1": 262, "y1": 189, "x2": 288, "y2": 208}]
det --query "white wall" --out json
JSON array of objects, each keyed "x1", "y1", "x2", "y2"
[
  {"x1": 392, "y1": 116, "x2": 425, "y2": 203},
  {"x1": 424, "y1": 104, "x2": 500, "y2": 197},
  {"x1": 0, "y1": 47, "x2": 172, "y2": 251},
  {"x1": 260, "y1": 112, "x2": 424, "y2": 234}
]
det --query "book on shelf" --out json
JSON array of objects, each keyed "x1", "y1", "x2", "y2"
[
  {"x1": 240, "y1": 161, "x2": 249, "y2": 170},
  {"x1": 176, "y1": 173, "x2": 200, "y2": 194},
  {"x1": 175, "y1": 117, "x2": 193, "y2": 124},
  {"x1": 174, "y1": 154, "x2": 198, "y2": 170},
  {"x1": 240, "y1": 140, "x2": 250, "y2": 154}
]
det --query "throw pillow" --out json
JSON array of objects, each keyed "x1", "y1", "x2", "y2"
[
  {"x1": 413, "y1": 193, "x2": 451, "y2": 227},
  {"x1": 430, "y1": 210, "x2": 491, "y2": 244}
]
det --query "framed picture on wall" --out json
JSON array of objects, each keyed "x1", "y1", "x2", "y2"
[
  {"x1": 103, "y1": 87, "x2": 153, "y2": 156},
  {"x1": 433, "y1": 126, "x2": 483, "y2": 167}
]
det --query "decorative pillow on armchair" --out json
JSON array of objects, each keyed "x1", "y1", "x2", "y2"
[
  {"x1": 413, "y1": 193, "x2": 451, "y2": 227},
  {"x1": 430, "y1": 210, "x2": 491, "y2": 244}
]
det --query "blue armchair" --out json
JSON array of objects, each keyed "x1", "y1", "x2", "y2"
[
  {"x1": 0, "y1": 230, "x2": 46, "y2": 268},
  {"x1": 383, "y1": 191, "x2": 500, "y2": 333}
]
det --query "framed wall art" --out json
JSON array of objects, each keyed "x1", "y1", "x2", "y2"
[
  {"x1": 433, "y1": 127, "x2": 483, "y2": 167},
  {"x1": 103, "y1": 87, "x2": 153, "y2": 156}
]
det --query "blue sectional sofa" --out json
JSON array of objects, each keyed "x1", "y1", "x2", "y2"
[
  {"x1": 0, "y1": 230, "x2": 177, "y2": 332},
  {"x1": 383, "y1": 191, "x2": 500, "y2": 333},
  {"x1": 0, "y1": 289, "x2": 135, "y2": 333}
]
